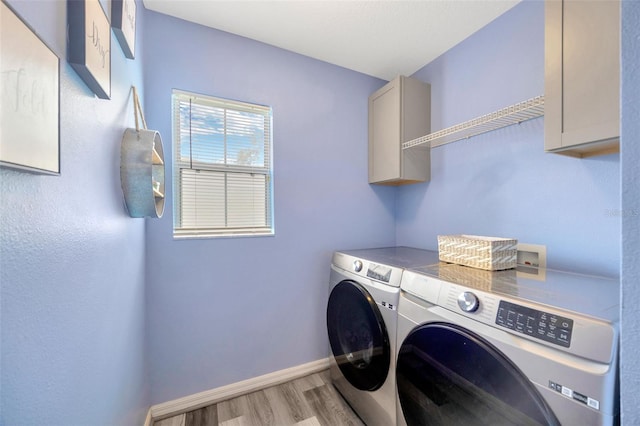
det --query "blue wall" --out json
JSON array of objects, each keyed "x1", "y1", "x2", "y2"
[
  {"x1": 0, "y1": 1, "x2": 149, "y2": 424},
  {"x1": 142, "y1": 11, "x2": 395, "y2": 404},
  {"x1": 397, "y1": 1, "x2": 620, "y2": 278},
  {"x1": 620, "y1": 1, "x2": 640, "y2": 424},
  {"x1": 1, "y1": 0, "x2": 637, "y2": 424},
  {"x1": 141, "y1": 0, "x2": 625, "y2": 407}
]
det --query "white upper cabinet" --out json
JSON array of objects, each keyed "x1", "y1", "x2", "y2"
[
  {"x1": 544, "y1": 0, "x2": 620, "y2": 157},
  {"x1": 369, "y1": 76, "x2": 431, "y2": 185}
]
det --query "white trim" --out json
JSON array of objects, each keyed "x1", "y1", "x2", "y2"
[
  {"x1": 150, "y1": 358, "x2": 331, "y2": 421},
  {"x1": 143, "y1": 408, "x2": 152, "y2": 426}
]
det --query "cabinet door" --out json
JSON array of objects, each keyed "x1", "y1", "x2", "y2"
[
  {"x1": 368, "y1": 76, "x2": 430, "y2": 185},
  {"x1": 369, "y1": 78, "x2": 401, "y2": 183},
  {"x1": 545, "y1": 0, "x2": 620, "y2": 157}
]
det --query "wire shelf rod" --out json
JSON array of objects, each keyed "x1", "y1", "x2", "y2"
[{"x1": 402, "y1": 95, "x2": 545, "y2": 150}]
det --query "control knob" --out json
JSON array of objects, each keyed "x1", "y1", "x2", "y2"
[
  {"x1": 457, "y1": 291, "x2": 480, "y2": 313},
  {"x1": 353, "y1": 260, "x2": 363, "y2": 272}
]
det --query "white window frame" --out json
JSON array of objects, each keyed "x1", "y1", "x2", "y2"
[{"x1": 172, "y1": 89, "x2": 274, "y2": 238}]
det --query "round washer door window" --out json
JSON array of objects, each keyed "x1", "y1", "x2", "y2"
[
  {"x1": 327, "y1": 280, "x2": 390, "y2": 391},
  {"x1": 397, "y1": 323, "x2": 560, "y2": 426}
]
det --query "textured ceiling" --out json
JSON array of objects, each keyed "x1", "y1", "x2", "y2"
[{"x1": 143, "y1": 0, "x2": 520, "y2": 81}]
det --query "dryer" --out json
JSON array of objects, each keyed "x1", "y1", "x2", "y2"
[
  {"x1": 396, "y1": 262, "x2": 619, "y2": 426},
  {"x1": 327, "y1": 247, "x2": 439, "y2": 426}
]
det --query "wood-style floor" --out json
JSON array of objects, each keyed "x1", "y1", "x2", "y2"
[{"x1": 153, "y1": 370, "x2": 365, "y2": 426}]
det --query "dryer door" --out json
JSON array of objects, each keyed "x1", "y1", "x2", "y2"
[
  {"x1": 396, "y1": 323, "x2": 560, "y2": 426},
  {"x1": 327, "y1": 280, "x2": 390, "y2": 391}
]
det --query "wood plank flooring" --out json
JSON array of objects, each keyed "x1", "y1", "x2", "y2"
[{"x1": 153, "y1": 370, "x2": 365, "y2": 426}]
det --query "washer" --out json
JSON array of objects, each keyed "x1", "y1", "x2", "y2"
[
  {"x1": 396, "y1": 262, "x2": 619, "y2": 426},
  {"x1": 327, "y1": 247, "x2": 440, "y2": 426}
]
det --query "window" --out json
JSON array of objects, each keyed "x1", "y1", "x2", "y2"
[{"x1": 172, "y1": 90, "x2": 273, "y2": 238}]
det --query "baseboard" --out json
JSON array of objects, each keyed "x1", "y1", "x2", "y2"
[{"x1": 149, "y1": 357, "x2": 331, "y2": 421}]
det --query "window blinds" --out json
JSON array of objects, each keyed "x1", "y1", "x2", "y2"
[{"x1": 172, "y1": 90, "x2": 273, "y2": 237}]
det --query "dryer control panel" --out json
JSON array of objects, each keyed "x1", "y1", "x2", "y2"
[
  {"x1": 332, "y1": 252, "x2": 404, "y2": 287},
  {"x1": 366, "y1": 263, "x2": 392, "y2": 283},
  {"x1": 496, "y1": 300, "x2": 573, "y2": 348}
]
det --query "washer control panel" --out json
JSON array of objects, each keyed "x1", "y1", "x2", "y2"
[
  {"x1": 401, "y1": 270, "x2": 616, "y2": 363},
  {"x1": 496, "y1": 300, "x2": 574, "y2": 348}
]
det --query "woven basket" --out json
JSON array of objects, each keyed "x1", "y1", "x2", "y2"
[{"x1": 437, "y1": 235, "x2": 518, "y2": 271}]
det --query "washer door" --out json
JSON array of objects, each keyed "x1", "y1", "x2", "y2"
[
  {"x1": 397, "y1": 323, "x2": 560, "y2": 426},
  {"x1": 327, "y1": 280, "x2": 390, "y2": 391}
]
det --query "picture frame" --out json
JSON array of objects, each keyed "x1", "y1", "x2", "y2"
[
  {"x1": 112, "y1": 0, "x2": 136, "y2": 59},
  {"x1": 68, "y1": 0, "x2": 111, "y2": 99},
  {"x1": 0, "y1": 0, "x2": 60, "y2": 175}
]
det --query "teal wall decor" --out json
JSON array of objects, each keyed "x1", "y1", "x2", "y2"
[{"x1": 120, "y1": 87, "x2": 165, "y2": 218}]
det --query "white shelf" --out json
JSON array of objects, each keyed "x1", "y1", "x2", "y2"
[
  {"x1": 152, "y1": 146, "x2": 164, "y2": 165},
  {"x1": 402, "y1": 95, "x2": 545, "y2": 150}
]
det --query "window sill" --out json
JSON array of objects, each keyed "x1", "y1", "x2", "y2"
[{"x1": 173, "y1": 230, "x2": 275, "y2": 240}]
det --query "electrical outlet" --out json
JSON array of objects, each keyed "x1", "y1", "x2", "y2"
[{"x1": 517, "y1": 243, "x2": 547, "y2": 268}]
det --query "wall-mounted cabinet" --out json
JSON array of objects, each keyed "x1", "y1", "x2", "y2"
[
  {"x1": 120, "y1": 128, "x2": 165, "y2": 218},
  {"x1": 369, "y1": 75, "x2": 431, "y2": 185},
  {"x1": 544, "y1": 0, "x2": 620, "y2": 157}
]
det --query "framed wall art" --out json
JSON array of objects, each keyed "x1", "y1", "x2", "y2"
[
  {"x1": 68, "y1": 0, "x2": 111, "y2": 99},
  {"x1": 0, "y1": 0, "x2": 60, "y2": 175},
  {"x1": 112, "y1": 0, "x2": 136, "y2": 59}
]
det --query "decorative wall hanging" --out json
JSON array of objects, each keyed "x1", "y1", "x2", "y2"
[
  {"x1": 120, "y1": 87, "x2": 166, "y2": 218},
  {"x1": 68, "y1": 0, "x2": 111, "y2": 99},
  {"x1": 0, "y1": 0, "x2": 60, "y2": 175},
  {"x1": 112, "y1": 0, "x2": 136, "y2": 59}
]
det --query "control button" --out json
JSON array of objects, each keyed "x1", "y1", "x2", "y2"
[
  {"x1": 457, "y1": 291, "x2": 479, "y2": 313},
  {"x1": 549, "y1": 381, "x2": 561, "y2": 392},
  {"x1": 559, "y1": 332, "x2": 570, "y2": 342},
  {"x1": 353, "y1": 260, "x2": 363, "y2": 272}
]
